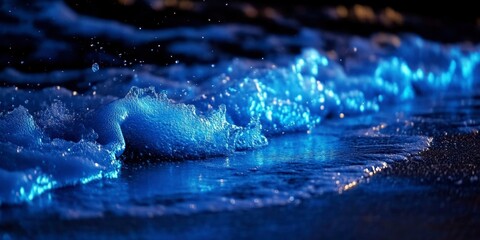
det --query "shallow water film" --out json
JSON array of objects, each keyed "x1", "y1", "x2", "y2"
[{"x1": 1, "y1": 0, "x2": 480, "y2": 239}]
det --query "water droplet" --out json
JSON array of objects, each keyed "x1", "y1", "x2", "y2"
[{"x1": 92, "y1": 63, "x2": 100, "y2": 72}]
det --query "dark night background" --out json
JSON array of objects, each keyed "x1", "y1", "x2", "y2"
[
  {"x1": 1, "y1": 0, "x2": 479, "y2": 75},
  {"x1": 65, "y1": 0, "x2": 479, "y2": 42}
]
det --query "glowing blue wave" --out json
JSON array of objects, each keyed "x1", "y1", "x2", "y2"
[{"x1": 0, "y1": 35, "x2": 479, "y2": 204}]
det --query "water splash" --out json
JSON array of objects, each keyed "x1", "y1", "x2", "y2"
[{"x1": 91, "y1": 63, "x2": 99, "y2": 72}]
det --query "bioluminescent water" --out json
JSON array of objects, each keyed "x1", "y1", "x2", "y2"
[{"x1": 0, "y1": 0, "x2": 479, "y2": 224}]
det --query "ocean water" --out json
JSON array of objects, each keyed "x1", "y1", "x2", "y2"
[{"x1": 0, "y1": 0, "x2": 479, "y2": 234}]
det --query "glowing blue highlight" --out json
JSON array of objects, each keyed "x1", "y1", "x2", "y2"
[{"x1": 92, "y1": 63, "x2": 100, "y2": 72}]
